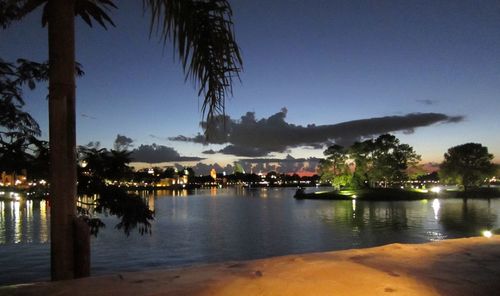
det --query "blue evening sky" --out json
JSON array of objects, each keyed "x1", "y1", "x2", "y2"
[{"x1": 1, "y1": 0, "x2": 499, "y2": 165}]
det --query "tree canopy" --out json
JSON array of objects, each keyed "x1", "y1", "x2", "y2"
[
  {"x1": 319, "y1": 134, "x2": 421, "y2": 189},
  {"x1": 440, "y1": 143, "x2": 496, "y2": 191},
  {"x1": 0, "y1": 59, "x2": 47, "y2": 174},
  {"x1": 318, "y1": 144, "x2": 352, "y2": 189}
]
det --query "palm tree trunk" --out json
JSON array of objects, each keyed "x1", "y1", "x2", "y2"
[{"x1": 48, "y1": 0, "x2": 77, "y2": 281}]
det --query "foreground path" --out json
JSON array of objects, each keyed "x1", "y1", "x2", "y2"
[{"x1": 2, "y1": 236, "x2": 500, "y2": 296}]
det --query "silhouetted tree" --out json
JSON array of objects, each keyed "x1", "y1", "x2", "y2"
[
  {"x1": 265, "y1": 171, "x2": 278, "y2": 185},
  {"x1": 78, "y1": 141, "x2": 133, "y2": 181},
  {"x1": 348, "y1": 139, "x2": 375, "y2": 188},
  {"x1": 0, "y1": 59, "x2": 47, "y2": 176},
  {"x1": 3, "y1": 0, "x2": 242, "y2": 280},
  {"x1": 78, "y1": 142, "x2": 107, "y2": 177},
  {"x1": 28, "y1": 140, "x2": 50, "y2": 181},
  {"x1": 440, "y1": 143, "x2": 495, "y2": 191},
  {"x1": 179, "y1": 167, "x2": 195, "y2": 183},
  {"x1": 416, "y1": 171, "x2": 439, "y2": 183},
  {"x1": 160, "y1": 167, "x2": 176, "y2": 178},
  {"x1": 104, "y1": 149, "x2": 133, "y2": 181},
  {"x1": 371, "y1": 134, "x2": 420, "y2": 187},
  {"x1": 319, "y1": 144, "x2": 352, "y2": 189},
  {"x1": 348, "y1": 134, "x2": 420, "y2": 188}
]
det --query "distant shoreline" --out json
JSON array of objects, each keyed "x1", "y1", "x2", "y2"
[{"x1": 2, "y1": 186, "x2": 499, "y2": 202}]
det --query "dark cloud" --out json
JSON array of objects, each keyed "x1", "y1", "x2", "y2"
[
  {"x1": 81, "y1": 113, "x2": 97, "y2": 120},
  {"x1": 446, "y1": 116, "x2": 463, "y2": 123},
  {"x1": 130, "y1": 143, "x2": 204, "y2": 163},
  {"x1": 170, "y1": 109, "x2": 464, "y2": 157},
  {"x1": 416, "y1": 99, "x2": 437, "y2": 105},
  {"x1": 114, "y1": 134, "x2": 134, "y2": 150},
  {"x1": 218, "y1": 145, "x2": 276, "y2": 157},
  {"x1": 202, "y1": 149, "x2": 217, "y2": 155},
  {"x1": 171, "y1": 135, "x2": 195, "y2": 142}
]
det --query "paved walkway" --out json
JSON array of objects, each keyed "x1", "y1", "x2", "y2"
[{"x1": 2, "y1": 236, "x2": 500, "y2": 295}]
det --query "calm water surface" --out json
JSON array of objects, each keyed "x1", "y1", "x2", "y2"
[{"x1": 1, "y1": 187, "x2": 499, "y2": 285}]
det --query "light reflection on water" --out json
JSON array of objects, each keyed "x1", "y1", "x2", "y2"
[
  {"x1": 0, "y1": 188, "x2": 499, "y2": 285},
  {"x1": 0, "y1": 201, "x2": 4, "y2": 244},
  {"x1": 432, "y1": 198, "x2": 441, "y2": 220},
  {"x1": 0, "y1": 200, "x2": 50, "y2": 245}
]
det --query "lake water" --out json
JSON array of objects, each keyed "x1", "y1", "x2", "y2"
[{"x1": 1, "y1": 187, "x2": 499, "y2": 285}]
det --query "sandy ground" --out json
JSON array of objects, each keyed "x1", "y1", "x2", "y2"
[{"x1": 1, "y1": 236, "x2": 500, "y2": 296}]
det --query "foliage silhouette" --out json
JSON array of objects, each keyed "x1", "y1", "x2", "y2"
[
  {"x1": 440, "y1": 143, "x2": 495, "y2": 191},
  {"x1": 78, "y1": 186, "x2": 153, "y2": 237},
  {"x1": 319, "y1": 144, "x2": 351, "y2": 189},
  {"x1": 319, "y1": 134, "x2": 421, "y2": 189},
  {"x1": 3, "y1": 0, "x2": 242, "y2": 280}
]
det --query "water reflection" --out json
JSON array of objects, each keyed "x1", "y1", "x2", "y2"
[
  {"x1": 171, "y1": 189, "x2": 188, "y2": 197},
  {"x1": 39, "y1": 200, "x2": 48, "y2": 242},
  {"x1": 439, "y1": 199, "x2": 497, "y2": 235},
  {"x1": 432, "y1": 199, "x2": 440, "y2": 220},
  {"x1": 425, "y1": 231, "x2": 447, "y2": 241},
  {"x1": 77, "y1": 194, "x2": 98, "y2": 213},
  {"x1": 14, "y1": 201, "x2": 21, "y2": 243},
  {"x1": 210, "y1": 187, "x2": 218, "y2": 196},
  {"x1": 0, "y1": 199, "x2": 50, "y2": 244},
  {"x1": 320, "y1": 200, "x2": 416, "y2": 230},
  {"x1": 0, "y1": 201, "x2": 4, "y2": 244},
  {"x1": 0, "y1": 188, "x2": 499, "y2": 285},
  {"x1": 316, "y1": 197, "x2": 499, "y2": 243}
]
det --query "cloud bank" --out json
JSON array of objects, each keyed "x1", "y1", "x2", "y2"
[
  {"x1": 114, "y1": 134, "x2": 134, "y2": 150},
  {"x1": 171, "y1": 155, "x2": 321, "y2": 176},
  {"x1": 170, "y1": 109, "x2": 464, "y2": 157},
  {"x1": 130, "y1": 143, "x2": 204, "y2": 163}
]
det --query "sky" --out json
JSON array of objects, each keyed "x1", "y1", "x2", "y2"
[{"x1": 1, "y1": 0, "x2": 500, "y2": 174}]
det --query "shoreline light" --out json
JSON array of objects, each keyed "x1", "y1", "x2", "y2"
[
  {"x1": 482, "y1": 230, "x2": 493, "y2": 238},
  {"x1": 430, "y1": 186, "x2": 441, "y2": 193}
]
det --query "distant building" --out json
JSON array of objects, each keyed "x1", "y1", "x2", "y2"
[
  {"x1": 158, "y1": 174, "x2": 188, "y2": 187},
  {"x1": 1, "y1": 170, "x2": 28, "y2": 188},
  {"x1": 158, "y1": 177, "x2": 177, "y2": 187}
]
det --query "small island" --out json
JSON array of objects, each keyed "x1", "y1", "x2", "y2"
[
  {"x1": 296, "y1": 136, "x2": 499, "y2": 201},
  {"x1": 294, "y1": 187, "x2": 500, "y2": 201}
]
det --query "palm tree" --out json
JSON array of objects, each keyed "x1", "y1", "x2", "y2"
[
  {"x1": 104, "y1": 149, "x2": 133, "y2": 181},
  {"x1": 6, "y1": 0, "x2": 242, "y2": 280},
  {"x1": 78, "y1": 142, "x2": 108, "y2": 178}
]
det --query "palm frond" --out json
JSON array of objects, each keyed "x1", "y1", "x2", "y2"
[
  {"x1": 73, "y1": 0, "x2": 117, "y2": 29},
  {"x1": 39, "y1": 0, "x2": 117, "y2": 29},
  {"x1": 1, "y1": 0, "x2": 117, "y2": 29},
  {"x1": 143, "y1": 0, "x2": 242, "y2": 132},
  {"x1": 0, "y1": 0, "x2": 45, "y2": 28}
]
